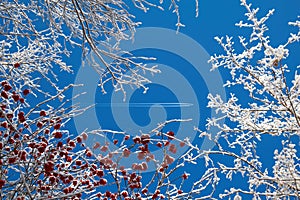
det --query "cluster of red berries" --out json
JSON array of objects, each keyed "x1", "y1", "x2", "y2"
[{"x1": 1, "y1": 81, "x2": 29, "y2": 103}]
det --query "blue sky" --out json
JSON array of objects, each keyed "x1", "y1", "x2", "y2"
[{"x1": 66, "y1": 0, "x2": 300, "y2": 198}]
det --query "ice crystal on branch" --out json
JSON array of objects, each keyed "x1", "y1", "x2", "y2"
[
  {"x1": 202, "y1": 0, "x2": 300, "y2": 199},
  {"x1": 0, "y1": 0, "x2": 198, "y2": 95}
]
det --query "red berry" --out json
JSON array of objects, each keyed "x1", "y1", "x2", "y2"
[
  {"x1": 57, "y1": 141, "x2": 63, "y2": 147},
  {"x1": 40, "y1": 110, "x2": 46, "y2": 116},
  {"x1": 8, "y1": 157, "x2": 17, "y2": 164},
  {"x1": 0, "y1": 104, "x2": 6, "y2": 110},
  {"x1": 0, "y1": 180, "x2": 5, "y2": 189},
  {"x1": 123, "y1": 148, "x2": 130, "y2": 157},
  {"x1": 76, "y1": 136, "x2": 82, "y2": 143},
  {"x1": 7, "y1": 113, "x2": 13, "y2": 119},
  {"x1": 93, "y1": 142, "x2": 100, "y2": 149},
  {"x1": 22, "y1": 89, "x2": 30, "y2": 96},
  {"x1": 96, "y1": 193, "x2": 102, "y2": 198},
  {"x1": 73, "y1": 180, "x2": 78, "y2": 186},
  {"x1": 133, "y1": 136, "x2": 141, "y2": 144},
  {"x1": 121, "y1": 191, "x2": 128, "y2": 197},
  {"x1": 54, "y1": 132, "x2": 62, "y2": 139},
  {"x1": 141, "y1": 134, "x2": 150, "y2": 144},
  {"x1": 8, "y1": 138, "x2": 15, "y2": 144},
  {"x1": 1, "y1": 91, "x2": 8, "y2": 99},
  {"x1": 180, "y1": 141, "x2": 185, "y2": 147},
  {"x1": 165, "y1": 155, "x2": 174, "y2": 164},
  {"x1": 20, "y1": 153, "x2": 26, "y2": 161},
  {"x1": 12, "y1": 94, "x2": 19, "y2": 102},
  {"x1": 1, "y1": 122, "x2": 8, "y2": 128},
  {"x1": 82, "y1": 132, "x2": 88, "y2": 140},
  {"x1": 63, "y1": 187, "x2": 69, "y2": 194},
  {"x1": 167, "y1": 131, "x2": 175, "y2": 140},
  {"x1": 156, "y1": 142, "x2": 163, "y2": 148},
  {"x1": 96, "y1": 170, "x2": 104, "y2": 177},
  {"x1": 37, "y1": 146, "x2": 45, "y2": 153},
  {"x1": 18, "y1": 112, "x2": 25, "y2": 123},
  {"x1": 28, "y1": 143, "x2": 36, "y2": 148},
  {"x1": 19, "y1": 98, "x2": 25, "y2": 103},
  {"x1": 182, "y1": 173, "x2": 188, "y2": 180},
  {"x1": 55, "y1": 117, "x2": 62, "y2": 123},
  {"x1": 54, "y1": 124, "x2": 61, "y2": 130},
  {"x1": 99, "y1": 178, "x2": 107, "y2": 185},
  {"x1": 1, "y1": 81, "x2": 8, "y2": 87},
  {"x1": 142, "y1": 188, "x2": 148, "y2": 194},
  {"x1": 4, "y1": 84, "x2": 12, "y2": 91},
  {"x1": 75, "y1": 160, "x2": 82, "y2": 166},
  {"x1": 66, "y1": 156, "x2": 72, "y2": 162},
  {"x1": 100, "y1": 145, "x2": 108, "y2": 152},
  {"x1": 14, "y1": 133, "x2": 20, "y2": 139},
  {"x1": 14, "y1": 63, "x2": 20, "y2": 68},
  {"x1": 68, "y1": 140, "x2": 75, "y2": 147},
  {"x1": 124, "y1": 135, "x2": 130, "y2": 140},
  {"x1": 36, "y1": 121, "x2": 43, "y2": 128},
  {"x1": 86, "y1": 151, "x2": 92, "y2": 157},
  {"x1": 105, "y1": 191, "x2": 111, "y2": 197},
  {"x1": 169, "y1": 144, "x2": 177, "y2": 154},
  {"x1": 49, "y1": 176, "x2": 56, "y2": 183},
  {"x1": 44, "y1": 161, "x2": 54, "y2": 173}
]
